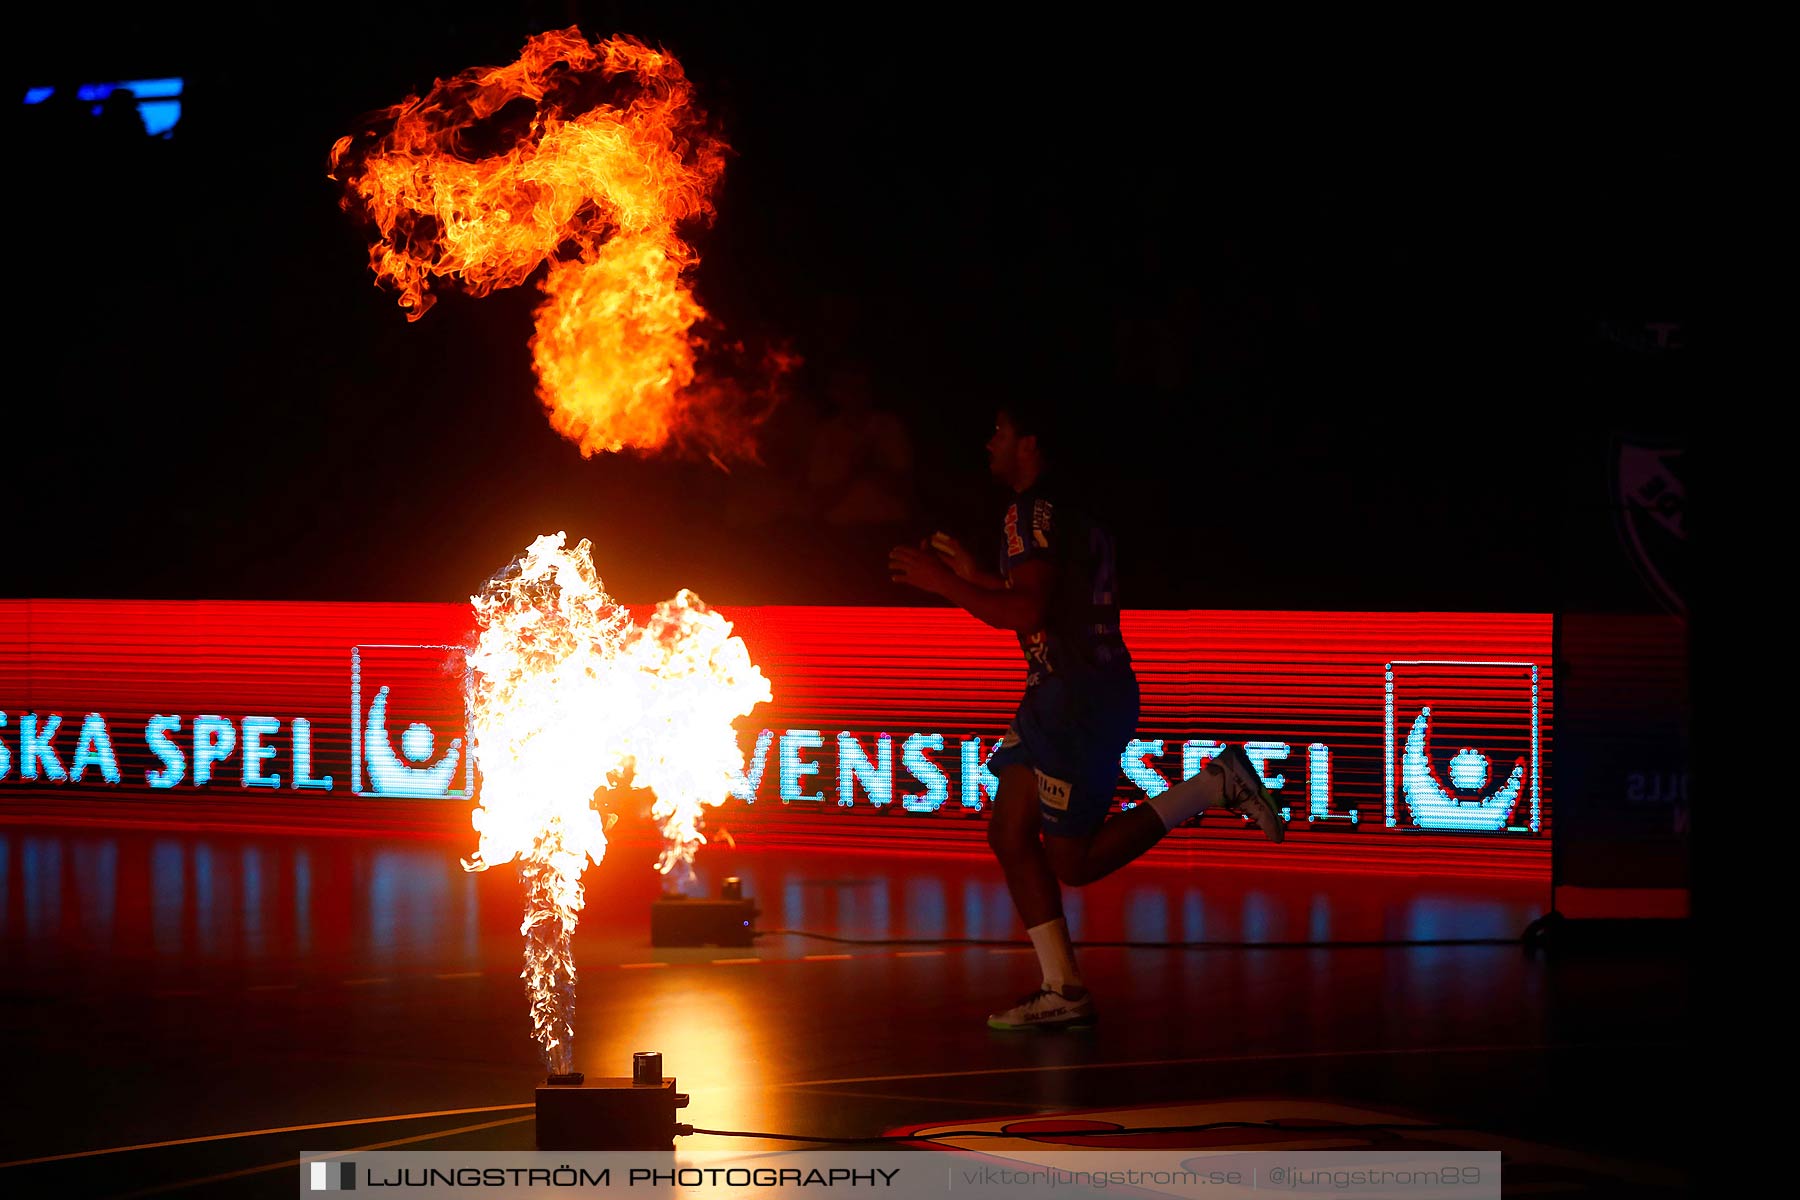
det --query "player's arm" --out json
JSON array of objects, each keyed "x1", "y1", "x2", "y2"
[
  {"x1": 930, "y1": 531, "x2": 1004, "y2": 589},
  {"x1": 889, "y1": 546, "x2": 1051, "y2": 633},
  {"x1": 940, "y1": 558, "x2": 1052, "y2": 633}
]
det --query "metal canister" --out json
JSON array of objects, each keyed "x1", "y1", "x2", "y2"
[{"x1": 632, "y1": 1051, "x2": 663, "y2": 1086}]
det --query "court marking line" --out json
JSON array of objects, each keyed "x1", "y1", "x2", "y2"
[
  {"x1": 0, "y1": 1104, "x2": 535, "y2": 1169},
  {"x1": 433, "y1": 971, "x2": 483, "y2": 980},
  {"x1": 107, "y1": 1114, "x2": 536, "y2": 1199},
  {"x1": 803, "y1": 954, "x2": 852, "y2": 961},
  {"x1": 618, "y1": 962, "x2": 669, "y2": 970}
]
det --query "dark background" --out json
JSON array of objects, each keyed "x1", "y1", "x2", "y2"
[{"x1": 7, "y1": 3, "x2": 1697, "y2": 612}]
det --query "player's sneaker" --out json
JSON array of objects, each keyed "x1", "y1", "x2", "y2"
[
  {"x1": 986, "y1": 984, "x2": 1097, "y2": 1031},
  {"x1": 1216, "y1": 744, "x2": 1287, "y2": 843}
]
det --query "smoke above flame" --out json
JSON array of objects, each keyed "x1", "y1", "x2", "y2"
[
  {"x1": 330, "y1": 28, "x2": 786, "y2": 460},
  {"x1": 462, "y1": 532, "x2": 769, "y2": 1070}
]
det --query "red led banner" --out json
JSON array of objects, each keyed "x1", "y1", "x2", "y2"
[{"x1": 0, "y1": 601, "x2": 1551, "y2": 879}]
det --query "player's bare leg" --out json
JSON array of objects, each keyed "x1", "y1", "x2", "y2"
[
  {"x1": 986, "y1": 764, "x2": 1094, "y2": 1030},
  {"x1": 986, "y1": 764, "x2": 1061, "y2": 928},
  {"x1": 1042, "y1": 744, "x2": 1288, "y2": 887},
  {"x1": 1041, "y1": 803, "x2": 1166, "y2": 887}
]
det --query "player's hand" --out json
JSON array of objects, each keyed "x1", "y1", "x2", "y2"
[
  {"x1": 889, "y1": 544, "x2": 956, "y2": 595},
  {"x1": 928, "y1": 531, "x2": 982, "y2": 582}
]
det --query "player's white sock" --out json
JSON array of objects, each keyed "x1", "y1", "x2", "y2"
[
  {"x1": 1146, "y1": 767, "x2": 1227, "y2": 832},
  {"x1": 1027, "y1": 918, "x2": 1083, "y2": 990}
]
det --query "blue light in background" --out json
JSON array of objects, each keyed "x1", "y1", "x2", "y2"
[
  {"x1": 23, "y1": 836, "x2": 63, "y2": 941},
  {"x1": 368, "y1": 848, "x2": 452, "y2": 959},
  {"x1": 1126, "y1": 890, "x2": 1169, "y2": 942},
  {"x1": 904, "y1": 877, "x2": 946, "y2": 939},
  {"x1": 242, "y1": 846, "x2": 263, "y2": 956},
  {"x1": 294, "y1": 848, "x2": 312, "y2": 955},
  {"x1": 23, "y1": 78, "x2": 183, "y2": 138},
  {"x1": 73, "y1": 840, "x2": 118, "y2": 943},
  {"x1": 1309, "y1": 893, "x2": 1332, "y2": 942},
  {"x1": 961, "y1": 881, "x2": 986, "y2": 938},
  {"x1": 462, "y1": 874, "x2": 480, "y2": 967},
  {"x1": 1241, "y1": 890, "x2": 1275, "y2": 941},
  {"x1": 193, "y1": 842, "x2": 219, "y2": 956},
  {"x1": 1182, "y1": 894, "x2": 1205, "y2": 942},
  {"x1": 75, "y1": 78, "x2": 184, "y2": 101},
  {"x1": 370, "y1": 851, "x2": 397, "y2": 952},
  {"x1": 152, "y1": 840, "x2": 184, "y2": 954}
]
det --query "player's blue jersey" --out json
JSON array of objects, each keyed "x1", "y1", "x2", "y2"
[{"x1": 998, "y1": 482, "x2": 1133, "y2": 689}]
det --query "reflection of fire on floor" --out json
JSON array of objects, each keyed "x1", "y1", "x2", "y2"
[{"x1": 888, "y1": 1099, "x2": 1687, "y2": 1195}]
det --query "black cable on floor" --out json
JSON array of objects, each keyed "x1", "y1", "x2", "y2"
[
  {"x1": 762, "y1": 928, "x2": 1522, "y2": 950},
  {"x1": 685, "y1": 1120, "x2": 1471, "y2": 1144}
]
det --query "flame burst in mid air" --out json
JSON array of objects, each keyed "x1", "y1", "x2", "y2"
[
  {"x1": 331, "y1": 28, "x2": 784, "y2": 460},
  {"x1": 463, "y1": 533, "x2": 769, "y2": 1071}
]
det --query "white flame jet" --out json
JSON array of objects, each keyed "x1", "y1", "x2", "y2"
[{"x1": 462, "y1": 532, "x2": 769, "y2": 1073}]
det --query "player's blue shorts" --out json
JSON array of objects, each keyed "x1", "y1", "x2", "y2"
[{"x1": 987, "y1": 669, "x2": 1140, "y2": 838}]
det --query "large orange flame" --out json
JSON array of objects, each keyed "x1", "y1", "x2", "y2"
[
  {"x1": 331, "y1": 29, "x2": 777, "y2": 459},
  {"x1": 463, "y1": 533, "x2": 769, "y2": 1071}
]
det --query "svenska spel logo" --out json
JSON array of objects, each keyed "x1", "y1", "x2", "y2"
[
  {"x1": 1384, "y1": 660, "x2": 1541, "y2": 833},
  {"x1": 350, "y1": 645, "x2": 475, "y2": 800}
]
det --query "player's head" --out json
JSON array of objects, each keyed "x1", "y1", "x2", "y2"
[
  {"x1": 987, "y1": 403, "x2": 1051, "y2": 491},
  {"x1": 986, "y1": 348, "x2": 1088, "y2": 489}
]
